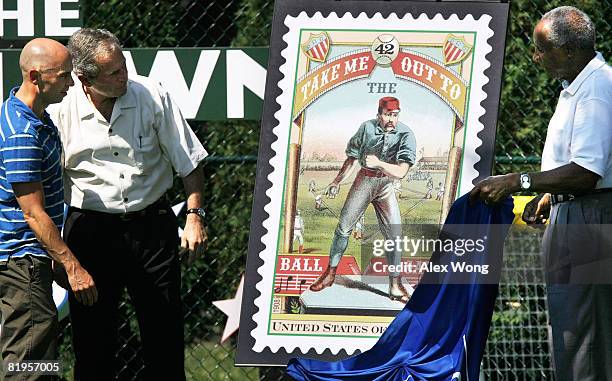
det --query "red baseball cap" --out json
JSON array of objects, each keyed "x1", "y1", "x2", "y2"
[{"x1": 379, "y1": 97, "x2": 400, "y2": 112}]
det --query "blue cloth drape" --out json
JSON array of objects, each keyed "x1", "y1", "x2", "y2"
[{"x1": 287, "y1": 194, "x2": 515, "y2": 381}]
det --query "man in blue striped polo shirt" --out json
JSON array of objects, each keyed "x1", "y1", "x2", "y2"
[{"x1": 0, "y1": 38, "x2": 98, "y2": 380}]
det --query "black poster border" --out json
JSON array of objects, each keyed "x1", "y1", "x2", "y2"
[{"x1": 237, "y1": 0, "x2": 510, "y2": 366}]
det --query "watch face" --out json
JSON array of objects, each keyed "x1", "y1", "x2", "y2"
[
  {"x1": 188, "y1": 208, "x2": 205, "y2": 219},
  {"x1": 520, "y1": 174, "x2": 530, "y2": 189}
]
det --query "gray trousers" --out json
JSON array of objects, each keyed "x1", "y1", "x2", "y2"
[
  {"x1": 0, "y1": 255, "x2": 58, "y2": 381},
  {"x1": 543, "y1": 193, "x2": 612, "y2": 381},
  {"x1": 329, "y1": 170, "x2": 402, "y2": 275}
]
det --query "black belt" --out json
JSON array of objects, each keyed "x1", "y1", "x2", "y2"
[
  {"x1": 550, "y1": 188, "x2": 612, "y2": 205},
  {"x1": 550, "y1": 194, "x2": 574, "y2": 204},
  {"x1": 70, "y1": 196, "x2": 170, "y2": 222}
]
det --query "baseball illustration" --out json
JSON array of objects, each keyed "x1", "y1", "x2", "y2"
[{"x1": 371, "y1": 34, "x2": 399, "y2": 67}]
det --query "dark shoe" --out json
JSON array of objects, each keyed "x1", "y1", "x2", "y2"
[
  {"x1": 310, "y1": 266, "x2": 337, "y2": 292},
  {"x1": 389, "y1": 276, "x2": 410, "y2": 303}
]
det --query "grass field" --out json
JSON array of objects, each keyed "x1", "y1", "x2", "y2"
[{"x1": 281, "y1": 169, "x2": 447, "y2": 267}]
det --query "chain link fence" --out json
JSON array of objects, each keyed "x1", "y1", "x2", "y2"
[
  {"x1": 484, "y1": 226, "x2": 553, "y2": 380},
  {"x1": 2, "y1": 0, "x2": 608, "y2": 379}
]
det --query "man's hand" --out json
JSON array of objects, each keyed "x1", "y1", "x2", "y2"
[
  {"x1": 180, "y1": 215, "x2": 208, "y2": 264},
  {"x1": 64, "y1": 261, "x2": 98, "y2": 306},
  {"x1": 522, "y1": 193, "x2": 551, "y2": 224},
  {"x1": 469, "y1": 174, "x2": 520, "y2": 205},
  {"x1": 325, "y1": 182, "x2": 340, "y2": 198},
  {"x1": 365, "y1": 155, "x2": 382, "y2": 169}
]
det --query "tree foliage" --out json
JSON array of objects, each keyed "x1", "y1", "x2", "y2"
[
  {"x1": 497, "y1": 0, "x2": 611, "y2": 160},
  {"x1": 82, "y1": 0, "x2": 180, "y2": 47}
]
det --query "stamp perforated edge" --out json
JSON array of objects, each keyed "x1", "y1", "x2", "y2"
[{"x1": 250, "y1": 10, "x2": 495, "y2": 356}]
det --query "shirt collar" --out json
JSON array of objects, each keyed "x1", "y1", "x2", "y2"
[
  {"x1": 75, "y1": 84, "x2": 96, "y2": 121},
  {"x1": 8, "y1": 87, "x2": 50, "y2": 128},
  {"x1": 114, "y1": 82, "x2": 137, "y2": 110},
  {"x1": 108, "y1": 84, "x2": 136, "y2": 125},
  {"x1": 562, "y1": 52, "x2": 606, "y2": 95},
  {"x1": 75, "y1": 78, "x2": 137, "y2": 123}
]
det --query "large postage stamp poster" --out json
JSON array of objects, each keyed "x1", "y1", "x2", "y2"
[{"x1": 238, "y1": 0, "x2": 509, "y2": 366}]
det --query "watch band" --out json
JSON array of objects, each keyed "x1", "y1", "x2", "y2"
[{"x1": 186, "y1": 208, "x2": 206, "y2": 219}]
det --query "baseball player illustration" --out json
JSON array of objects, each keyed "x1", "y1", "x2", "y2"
[
  {"x1": 424, "y1": 177, "x2": 434, "y2": 199},
  {"x1": 393, "y1": 179, "x2": 403, "y2": 198},
  {"x1": 436, "y1": 182, "x2": 445, "y2": 201},
  {"x1": 352, "y1": 214, "x2": 365, "y2": 240},
  {"x1": 293, "y1": 209, "x2": 305, "y2": 254},
  {"x1": 314, "y1": 194, "x2": 323, "y2": 210},
  {"x1": 308, "y1": 179, "x2": 317, "y2": 193},
  {"x1": 309, "y1": 97, "x2": 416, "y2": 302}
]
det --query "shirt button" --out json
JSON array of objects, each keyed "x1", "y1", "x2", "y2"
[
  {"x1": 113, "y1": 152, "x2": 119, "y2": 156},
  {"x1": 123, "y1": 197, "x2": 128, "y2": 202},
  {"x1": 109, "y1": 128, "x2": 113, "y2": 133},
  {"x1": 119, "y1": 174, "x2": 124, "y2": 179}
]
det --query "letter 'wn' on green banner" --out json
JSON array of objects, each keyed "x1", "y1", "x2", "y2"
[{"x1": 1, "y1": 48, "x2": 268, "y2": 121}]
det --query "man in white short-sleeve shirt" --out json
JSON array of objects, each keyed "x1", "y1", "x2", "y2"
[
  {"x1": 470, "y1": 7, "x2": 612, "y2": 380},
  {"x1": 540, "y1": 51, "x2": 612, "y2": 186},
  {"x1": 49, "y1": 28, "x2": 208, "y2": 381}
]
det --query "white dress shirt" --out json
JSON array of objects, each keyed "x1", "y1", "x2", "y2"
[
  {"x1": 49, "y1": 74, "x2": 208, "y2": 212},
  {"x1": 541, "y1": 52, "x2": 612, "y2": 188}
]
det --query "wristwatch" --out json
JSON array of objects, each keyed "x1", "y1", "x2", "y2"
[
  {"x1": 519, "y1": 173, "x2": 531, "y2": 190},
  {"x1": 186, "y1": 208, "x2": 206, "y2": 220}
]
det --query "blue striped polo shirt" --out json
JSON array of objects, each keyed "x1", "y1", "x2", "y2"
[{"x1": 0, "y1": 88, "x2": 64, "y2": 262}]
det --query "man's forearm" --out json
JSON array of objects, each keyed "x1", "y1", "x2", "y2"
[
  {"x1": 182, "y1": 164, "x2": 205, "y2": 210},
  {"x1": 530, "y1": 163, "x2": 599, "y2": 193},
  {"x1": 180, "y1": 163, "x2": 207, "y2": 258},
  {"x1": 508, "y1": 163, "x2": 600, "y2": 194},
  {"x1": 377, "y1": 162, "x2": 410, "y2": 179},
  {"x1": 333, "y1": 158, "x2": 357, "y2": 184},
  {"x1": 23, "y1": 209, "x2": 80, "y2": 270},
  {"x1": 14, "y1": 181, "x2": 97, "y2": 303}
]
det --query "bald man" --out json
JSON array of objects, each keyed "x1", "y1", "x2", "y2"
[{"x1": 0, "y1": 38, "x2": 98, "y2": 380}]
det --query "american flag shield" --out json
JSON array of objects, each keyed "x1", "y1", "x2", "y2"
[
  {"x1": 301, "y1": 32, "x2": 330, "y2": 63},
  {"x1": 443, "y1": 35, "x2": 472, "y2": 66}
]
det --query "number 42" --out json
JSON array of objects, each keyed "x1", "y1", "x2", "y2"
[{"x1": 375, "y1": 43, "x2": 395, "y2": 55}]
